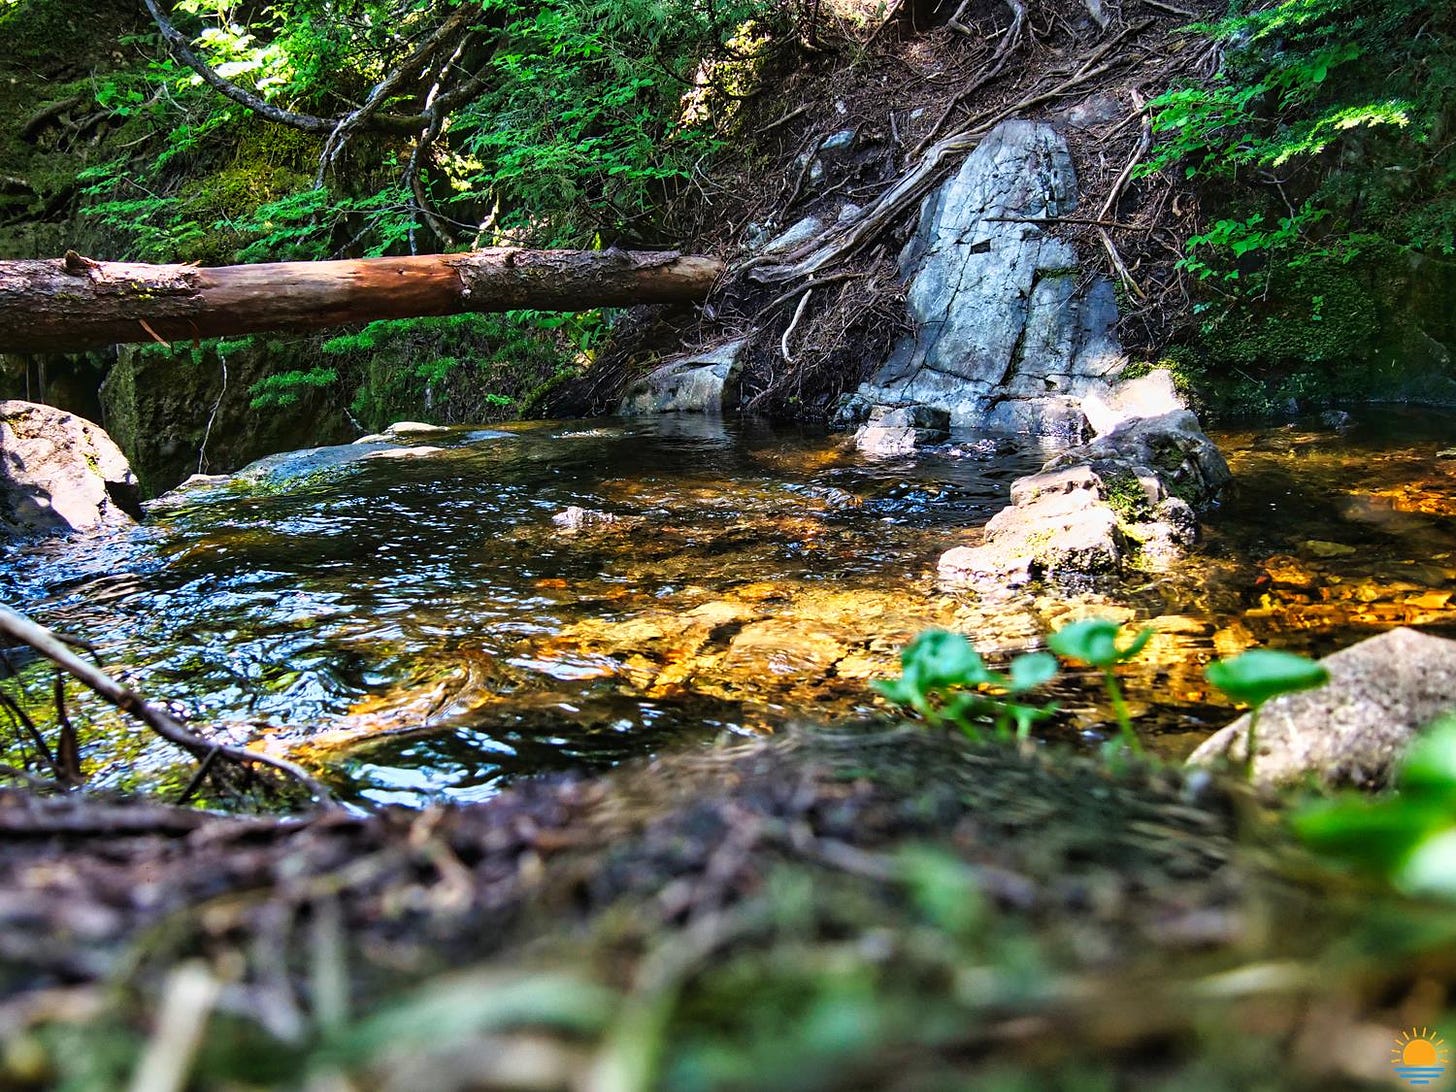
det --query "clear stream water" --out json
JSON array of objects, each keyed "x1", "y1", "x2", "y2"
[{"x1": 3, "y1": 409, "x2": 1454, "y2": 806}]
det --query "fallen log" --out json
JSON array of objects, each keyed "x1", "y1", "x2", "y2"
[{"x1": 0, "y1": 248, "x2": 723, "y2": 353}]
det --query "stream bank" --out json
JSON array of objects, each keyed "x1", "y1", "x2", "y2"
[{"x1": 0, "y1": 726, "x2": 1438, "y2": 1090}]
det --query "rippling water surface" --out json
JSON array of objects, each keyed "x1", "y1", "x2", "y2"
[{"x1": 4, "y1": 410, "x2": 1453, "y2": 805}]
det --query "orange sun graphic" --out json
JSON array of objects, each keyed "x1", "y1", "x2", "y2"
[{"x1": 1393, "y1": 1028, "x2": 1450, "y2": 1087}]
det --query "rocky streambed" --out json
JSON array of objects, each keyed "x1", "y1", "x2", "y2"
[{"x1": 3, "y1": 405, "x2": 1455, "y2": 804}]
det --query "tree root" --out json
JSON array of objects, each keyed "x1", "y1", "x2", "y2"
[{"x1": 741, "y1": 20, "x2": 1154, "y2": 286}]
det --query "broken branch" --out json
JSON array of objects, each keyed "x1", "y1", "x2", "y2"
[{"x1": 0, "y1": 606, "x2": 338, "y2": 808}]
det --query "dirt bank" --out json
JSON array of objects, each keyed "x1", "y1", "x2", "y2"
[{"x1": 0, "y1": 726, "x2": 1441, "y2": 1088}]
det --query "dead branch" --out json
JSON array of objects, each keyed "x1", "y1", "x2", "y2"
[
  {"x1": 1097, "y1": 101, "x2": 1153, "y2": 222},
  {"x1": 1098, "y1": 227, "x2": 1146, "y2": 299},
  {"x1": 0, "y1": 605, "x2": 338, "y2": 808},
  {"x1": 20, "y1": 95, "x2": 86, "y2": 141},
  {"x1": 316, "y1": 3, "x2": 483, "y2": 183},
  {"x1": 987, "y1": 215, "x2": 1142, "y2": 229},
  {"x1": 1139, "y1": 0, "x2": 1197, "y2": 16},
  {"x1": 921, "y1": 0, "x2": 1029, "y2": 151},
  {"x1": 780, "y1": 288, "x2": 813, "y2": 362},
  {"x1": 140, "y1": 0, "x2": 466, "y2": 137}
]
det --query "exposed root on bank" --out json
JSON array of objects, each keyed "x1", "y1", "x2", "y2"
[{"x1": 654, "y1": 0, "x2": 1224, "y2": 420}]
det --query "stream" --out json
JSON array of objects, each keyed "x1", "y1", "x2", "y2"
[{"x1": 3, "y1": 408, "x2": 1454, "y2": 806}]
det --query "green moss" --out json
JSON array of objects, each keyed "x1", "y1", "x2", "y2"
[{"x1": 1101, "y1": 470, "x2": 1154, "y2": 523}]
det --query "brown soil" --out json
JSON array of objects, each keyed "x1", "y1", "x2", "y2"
[
  {"x1": 560, "y1": 0, "x2": 1226, "y2": 421},
  {"x1": 0, "y1": 727, "x2": 1438, "y2": 1088}
]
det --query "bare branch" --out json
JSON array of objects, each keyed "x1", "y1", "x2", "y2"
[
  {"x1": 317, "y1": 3, "x2": 484, "y2": 183},
  {"x1": 0, "y1": 605, "x2": 338, "y2": 809},
  {"x1": 140, "y1": 0, "x2": 471, "y2": 137}
]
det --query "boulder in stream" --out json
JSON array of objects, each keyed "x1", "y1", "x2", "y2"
[
  {"x1": 854, "y1": 404, "x2": 950, "y2": 455},
  {"x1": 0, "y1": 400, "x2": 142, "y2": 540},
  {"x1": 939, "y1": 378, "x2": 1230, "y2": 586},
  {"x1": 619, "y1": 339, "x2": 745, "y2": 415},
  {"x1": 1188, "y1": 627, "x2": 1456, "y2": 790}
]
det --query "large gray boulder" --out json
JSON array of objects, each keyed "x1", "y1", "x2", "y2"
[
  {"x1": 844, "y1": 119, "x2": 1124, "y2": 434},
  {"x1": 619, "y1": 339, "x2": 745, "y2": 415},
  {"x1": 0, "y1": 400, "x2": 143, "y2": 540},
  {"x1": 1189, "y1": 628, "x2": 1456, "y2": 790}
]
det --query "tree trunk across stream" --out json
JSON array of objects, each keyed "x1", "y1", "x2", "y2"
[{"x1": 0, "y1": 249, "x2": 722, "y2": 353}]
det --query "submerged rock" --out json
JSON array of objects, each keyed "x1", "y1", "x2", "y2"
[
  {"x1": 854, "y1": 404, "x2": 950, "y2": 455},
  {"x1": 619, "y1": 339, "x2": 745, "y2": 415},
  {"x1": 0, "y1": 400, "x2": 142, "y2": 540},
  {"x1": 1189, "y1": 628, "x2": 1456, "y2": 790},
  {"x1": 846, "y1": 119, "x2": 1124, "y2": 434},
  {"x1": 552, "y1": 506, "x2": 621, "y2": 533}
]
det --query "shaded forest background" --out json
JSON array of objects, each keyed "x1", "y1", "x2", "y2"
[{"x1": 0, "y1": 0, "x2": 1453, "y2": 492}]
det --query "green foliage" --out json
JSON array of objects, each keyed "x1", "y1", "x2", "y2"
[
  {"x1": 1205, "y1": 648, "x2": 1328, "y2": 779},
  {"x1": 313, "y1": 310, "x2": 603, "y2": 428},
  {"x1": 874, "y1": 619, "x2": 1158, "y2": 753},
  {"x1": 75, "y1": 0, "x2": 781, "y2": 263},
  {"x1": 1203, "y1": 649, "x2": 1329, "y2": 707},
  {"x1": 1147, "y1": 0, "x2": 1456, "y2": 374},
  {"x1": 248, "y1": 366, "x2": 338, "y2": 409},
  {"x1": 1047, "y1": 620, "x2": 1152, "y2": 754},
  {"x1": 875, "y1": 623, "x2": 1333, "y2": 767},
  {"x1": 871, "y1": 630, "x2": 1059, "y2": 741},
  {"x1": 1294, "y1": 716, "x2": 1456, "y2": 899},
  {"x1": 1045, "y1": 620, "x2": 1152, "y2": 670}
]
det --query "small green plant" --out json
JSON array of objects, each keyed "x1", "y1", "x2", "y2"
[
  {"x1": 1045, "y1": 620, "x2": 1153, "y2": 755},
  {"x1": 871, "y1": 630, "x2": 1059, "y2": 741},
  {"x1": 1294, "y1": 715, "x2": 1456, "y2": 899},
  {"x1": 1204, "y1": 649, "x2": 1330, "y2": 778}
]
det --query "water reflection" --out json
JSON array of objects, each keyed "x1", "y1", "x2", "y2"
[{"x1": 3, "y1": 410, "x2": 1453, "y2": 806}]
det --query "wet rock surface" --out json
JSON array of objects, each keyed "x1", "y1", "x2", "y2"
[
  {"x1": 939, "y1": 380, "x2": 1231, "y2": 587},
  {"x1": 853, "y1": 404, "x2": 951, "y2": 455},
  {"x1": 618, "y1": 339, "x2": 745, "y2": 415},
  {"x1": 0, "y1": 400, "x2": 142, "y2": 540},
  {"x1": 845, "y1": 120, "x2": 1124, "y2": 433},
  {"x1": 1189, "y1": 627, "x2": 1456, "y2": 789}
]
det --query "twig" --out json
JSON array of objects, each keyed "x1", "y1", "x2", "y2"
[
  {"x1": 757, "y1": 103, "x2": 809, "y2": 136},
  {"x1": 781, "y1": 289, "x2": 813, "y2": 363},
  {"x1": 127, "y1": 962, "x2": 221, "y2": 1092},
  {"x1": 920, "y1": 0, "x2": 1028, "y2": 151},
  {"x1": 53, "y1": 671, "x2": 82, "y2": 785},
  {"x1": 0, "y1": 606, "x2": 338, "y2": 809},
  {"x1": 1098, "y1": 227, "x2": 1146, "y2": 299},
  {"x1": 1139, "y1": 0, "x2": 1197, "y2": 16},
  {"x1": 174, "y1": 746, "x2": 221, "y2": 807},
  {"x1": 765, "y1": 270, "x2": 867, "y2": 312},
  {"x1": 197, "y1": 344, "x2": 227, "y2": 475},
  {"x1": 987, "y1": 215, "x2": 1142, "y2": 229},
  {"x1": 1097, "y1": 102, "x2": 1153, "y2": 222}
]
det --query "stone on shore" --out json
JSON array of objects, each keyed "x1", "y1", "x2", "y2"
[
  {"x1": 0, "y1": 400, "x2": 142, "y2": 540},
  {"x1": 1188, "y1": 627, "x2": 1456, "y2": 789}
]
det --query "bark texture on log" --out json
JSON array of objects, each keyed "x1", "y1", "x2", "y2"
[{"x1": 0, "y1": 249, "x2": 722, "y2": 353}]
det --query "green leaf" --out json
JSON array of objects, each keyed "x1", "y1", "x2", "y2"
[
  {"x1": 1047, "y1": 620, "x2": 1151, "y2": 668},
  {"x1": 1007, "y1": 651, "x2": 1058, "y2": 693},
  {"x1": 1396, "y1": 715, "x2": 1456, "y2": 799},
  {"x1": 1204, "y1": 649, "x2": 1329, "y2": 706},
  {"x1": 870, "y1": 677, "x2": 916, "y2": 706},
  {"x1": 1396, "y1": 828, "x2": 1456, "y2": 899},
  {"x1": 900, "y1": 629, "x2": 991, "y2": 690}
]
